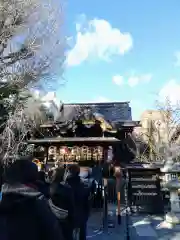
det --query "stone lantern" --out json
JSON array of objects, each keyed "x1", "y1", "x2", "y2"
[
  {"x1": 161, "y1": 159, "x2": 180, "y2": 226},
  {"x1": 161, "y1": 157, "x2": 175, "y2": 182}
]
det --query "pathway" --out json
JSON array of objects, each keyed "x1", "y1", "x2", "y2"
[
  {"x1": 87, "y1": 206, "x2": 180, "y2": 239},
  {"x1": 87, "y1": 205, "x2": 135, "y2": 240}
]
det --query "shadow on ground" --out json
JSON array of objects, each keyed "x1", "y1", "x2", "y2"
[{"x1": 87, "y1": 210, "x2": 129, "y2": 239}]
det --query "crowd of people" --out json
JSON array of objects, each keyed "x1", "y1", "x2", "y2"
[{"x1": 0, "y1": 157, "x2": 96, "y2": 240}]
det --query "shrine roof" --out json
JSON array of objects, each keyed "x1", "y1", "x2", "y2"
[
  {"x1": 63, "y1": 101, "x2": 130, "y2": 106},
  {"x1": 56, "y1": 102, "x2": 131, "y2": 123}
]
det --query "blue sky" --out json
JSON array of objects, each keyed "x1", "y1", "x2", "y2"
[{"x1": 56, "y1": 0, "x2": 180, "y2": 120}]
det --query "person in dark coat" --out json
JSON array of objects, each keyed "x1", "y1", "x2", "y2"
[
  {"x1": 50, "y1": 167, "x2": 75, "y2": 240},
  {"x1": 65, "y1": 164, "x2": 91, "y2": 240},
  {"x1": 91, "y1": 164, "x2": 103, "y2": 208},
  {"x1": 80, "y1": 167, "x2": 96, "y2": 195},
  {"x1": 36, "y1": 170, "x2": 50, "y2": 199},
  {"x1": 0, "y1": 157, "x2": 63, "y2": 240},
  {"x1": 38, "y1": 170, "x2": 46, "y2": 182}
]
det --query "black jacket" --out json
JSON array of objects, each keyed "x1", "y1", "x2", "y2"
[
  {"x1": 50, "y1": 182, "x2": 75, "y2": 225},
  {"x1": 80, "y1": 173, "x2": 96, "y2": 195},
  {"x1": 0, "y1": 183, "x2": 63, "y2": 240},
  {"x1": 36, "y1": 180, "x2": 50, "y2": 199},
  {"x1": 65, "y1": 175, "x2": 91, "y2": 227}
]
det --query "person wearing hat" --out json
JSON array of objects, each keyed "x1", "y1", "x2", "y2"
[{"x1": 0, "y1": 156, "x2": 64, "y2": 240}]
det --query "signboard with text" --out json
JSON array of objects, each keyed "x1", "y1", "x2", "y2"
[{"x1": 128, "y1": 167, "x2": 164, "y2": 214}]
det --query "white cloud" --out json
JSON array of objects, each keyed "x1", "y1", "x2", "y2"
[
  {"x1": 112, "y1": 75, "x2": 124, "y2": 86},
  {"x1": 159, "y1": 79, "x2": 180, "y2": 104},
  {"x1": 67, "y1": 16, "x2": 133, "y2": 66},
  {"x1": 111, "y1": 73, "x2": 152, "y2": 87},
  {"x1": 127, "y1": 74, "x2": 152, "y2": 87},
  {"x1": 141, "y1": 74, "x2": 152, "y2": 82},
  {"x1": 128, "y1": 76, "x2": 140, "y2": 87}
]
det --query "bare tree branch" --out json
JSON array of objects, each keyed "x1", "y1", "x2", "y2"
[
  {"x1": 128, "y1": 98, "x2": 180, "y2": 163},
  {"x1": 0, "y1": 0, "x2": 65, "y2": 164},
  {"x1": 0, "y1": 0, "x2": 65, "y2": 90}
]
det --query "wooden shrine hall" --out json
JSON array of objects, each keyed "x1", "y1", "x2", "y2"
[{"x1": 28, "y1": 102, "x2": 140, "y2": 167}]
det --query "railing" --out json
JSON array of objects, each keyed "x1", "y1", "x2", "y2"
[{"x1": 91, "y1": 175, "x2": 125, "y2": 234}]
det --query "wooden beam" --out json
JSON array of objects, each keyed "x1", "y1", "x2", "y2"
[{"x1": 27, "y1": 137, "x2": 120, "y2": 146}]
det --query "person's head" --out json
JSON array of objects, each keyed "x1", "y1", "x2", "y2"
[
  {"x1": 67, "y1": 164, "x2": 80, "y2": 177},
  {"x1": 4, "y1": 156, "x2": 38, "y2": 185},
  {"x1": 114, "y1": 166, "x2": 121, "y2": 178},
  {"x1": 51, "y1": 166, "x2": 65, "y2": 183}
]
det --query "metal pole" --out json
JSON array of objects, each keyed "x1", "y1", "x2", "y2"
[
  {"x1": 117, "y1": 191, "x2": 121, "y2": 224},
  {"x1": 115, "y1": 167, "x2": 121, "y2": 225},
  {"x1": 102, "y1": 178, "x2": 108, "y2": 233},
  {"x1": 125, "y1": 169, "x2": 130, "y2": 240}
]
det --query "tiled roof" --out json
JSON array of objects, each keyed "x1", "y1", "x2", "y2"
[
  {"x1": 56, "y1": 104, "x2": 80, "y2": 122},
  {"x1": 56, "y1": 102, "x2": 132, "y2": 123}
]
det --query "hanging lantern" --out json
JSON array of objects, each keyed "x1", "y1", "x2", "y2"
[{"x1": 60, "y1": 146, "x2": 69, "y2": 155}]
